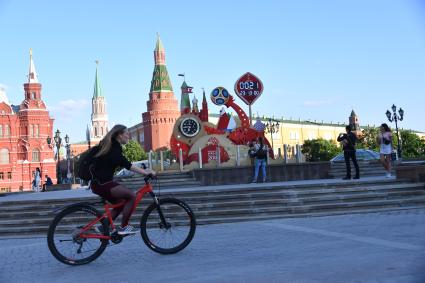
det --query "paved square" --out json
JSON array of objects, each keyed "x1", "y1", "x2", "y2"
[{"x1": 1, "y1": 209, "x2": 424, "y2": 283}]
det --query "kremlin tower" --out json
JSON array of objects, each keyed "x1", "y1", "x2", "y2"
[
  {"x1": 180, "y1": 81, "x2": 192, "y2": 115},
  {"x1": 90, "y1": 61, "x2": 109, "y2": 143},
  {"x1": 142, "y1": 35, "x2": 180, "y2": 151}
]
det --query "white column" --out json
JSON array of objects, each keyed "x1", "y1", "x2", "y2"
[
  {"x1": 179, "y1": 148, "x2": 183, "y2": 171},
  {"x1": 283, "y1": 144, "x2": 288, "y2": 164},
  {"x1": 198, "y1": 147, "x2": 203, "y2": 169},
  {"x1": 296, "y1": 144, "x2": 302, "y2": 163}
]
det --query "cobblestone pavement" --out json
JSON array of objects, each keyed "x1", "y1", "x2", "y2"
[{"x1": 1, "y1": 209, "x2": 424, "y2": 283}]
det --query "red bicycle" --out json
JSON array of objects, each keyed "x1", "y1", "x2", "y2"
[{"x1": 47, "y1": 174, "x2": 196, "y2": 265}]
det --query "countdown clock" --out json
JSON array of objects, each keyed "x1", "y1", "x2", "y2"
[
  {"x1": 180, "y1": 117, "x2": 200, "y2": 137},
  {"x1": 234, "y1": 72, "x2": 263, "y2": 105}
]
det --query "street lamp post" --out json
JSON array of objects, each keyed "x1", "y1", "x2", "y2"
[
  {"x1": 385, "y1": 104, "x2": 404, "y2": 159},
  {"x1": 65, "y1": 134, "x2": 72, "y2": 184},
  {"x1": 264, "y1": 117, "x2": 280, "y2": 157},
  {"x1": 47, "y1": 129, "x2": 63, "y2": 184}
]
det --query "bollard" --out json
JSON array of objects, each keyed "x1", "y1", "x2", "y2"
[
  {"x1": 278, "y1": 147, "x2": 282, "y2": 158},
  {"x1": 160, "y1": 151, "x2": 164, "y2": 172},
  {"x1": 198, "y1": 147, "x2": 203, "y2": 169},
  {"x1": 296, "y1": 144, "x2": 301, "y2": 163},
  {"x1": 148, "y1": 151, "x2": 153, "y2": 169},
  {"x1": 283, "y1": 144, "x2": 288, "y2": 164},
  {"x1": 179, "y1": 148, "x2": 183, "y2": 171},
  {"x1": 216, "y1": 147, "x2": 220, "y2": 167},
  {"x1": 236, "y1": 145, "x2": 240, "y2": 166}
]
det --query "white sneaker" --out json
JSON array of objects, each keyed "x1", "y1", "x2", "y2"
[
  {"x1": 117, "y1": 225, "x2": 138, "y2": 235},
  {"x1": 386, "y1": 173, "x2": 391, "y2": 178}
]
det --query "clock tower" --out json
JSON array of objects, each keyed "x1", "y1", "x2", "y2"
[
  {"x1": 142, "y1": 35, "x2": 180, "y2": 151},
  {"x1": 90, "y1": 61, "x2": 109, "y2": 143}
]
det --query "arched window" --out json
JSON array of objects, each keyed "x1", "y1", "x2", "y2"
[
  {"x1": 18, "y1": 146, "x2": 27, "y2": 160},
  {"x1": 0, "y1": 148, "x2": 9, "y2": 164},
  {"x1": 32, "y1": 149, "x2": 40, "y2": 162}
]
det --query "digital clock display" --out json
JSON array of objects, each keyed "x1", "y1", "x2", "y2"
[
  {"x1": 237, "y1": 81, "x2": 261, "y2": 96},
  {"x1": 234, "y1": 72, "x2": 264, "y2": 105}
]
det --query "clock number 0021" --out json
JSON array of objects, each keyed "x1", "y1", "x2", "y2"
[{"x1": 239, "y1": 81, "x2": 259, "y2": 90}]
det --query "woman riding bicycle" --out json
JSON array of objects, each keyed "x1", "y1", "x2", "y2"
[{"x1": 91, "y1": 124, "x2": 154, "y2": 235}]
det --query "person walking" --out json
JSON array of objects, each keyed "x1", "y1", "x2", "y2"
[
  {"x1": 337, "y1": 125, "x2": 360, "y2": 180},
  {"x1": 377, "y1": 123, "x2": 393, "y2": 178},
  {"x1": 32, "y1": 167, "x2": 41, "y2": 192},
  {"x1": 90, "y1": 124, "x2": 154, "y2": 235},
  {"x1": 251, "y1": 136, "x2": 267, "y2": 183}
]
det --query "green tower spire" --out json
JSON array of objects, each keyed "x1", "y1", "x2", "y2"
[
  {"x1": 93, "y1": 61, "x2": 102, "y2": 98},
  {"x1": 150, "y1": 35, "x2": 173, "y2": 93},
  {"x1": 180, "y1": 81, "x2": 191, "y2": 114}
]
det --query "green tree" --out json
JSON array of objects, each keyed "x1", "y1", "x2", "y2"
[
  {"x1": 302, "y1": 138, "x2": 340, "y2": 162},
  {"x1": 358, "y1": 127, "x2": 380, "y2": 151},
  {"x1": 399, "y1": 129, "x2": 425, "y2": 158},
  {"x1": 123, "y1": 140, "x2": 147, "y2": 162}
]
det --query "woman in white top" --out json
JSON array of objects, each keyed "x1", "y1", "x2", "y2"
[
  {"x1": 377, "y1": 123, "x2": 392, "y2": 178},
  {"x1": 33, "y1": 167, "x2": 41, "y2": 192}
]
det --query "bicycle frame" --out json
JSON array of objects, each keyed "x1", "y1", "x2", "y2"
[{"x1": 77, "y1": 181, "x2": 159, "y2": 240}]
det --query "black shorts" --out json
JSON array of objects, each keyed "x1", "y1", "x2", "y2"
[{"x1": 91, "y1": 181, "x2": 121, "y2": 203}]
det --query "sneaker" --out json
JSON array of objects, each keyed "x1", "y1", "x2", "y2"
[
  {"x1": 251, "y1": 180, "x2": 257, "y2": 183},
  {"x1": 353, "y1": 176, "x2": 360, "y2": 179},
  {"x1": 117, "y1": 225, "x2": 138, "y2": 235},
  {"x1": 386, "y1": 173, "x2": 391, "y2": 178}
]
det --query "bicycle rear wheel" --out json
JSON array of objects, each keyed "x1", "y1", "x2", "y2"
[
  {"x1": 47, "y1": 204, "x2": 109, "y2": 265},
  {"x1": 140, "y1": 197, "x2": 196, "y2": 254}
]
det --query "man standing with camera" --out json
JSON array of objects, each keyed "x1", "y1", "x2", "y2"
[{"x1": 337, "y1": 125, "x2": 360, "y2": 180}]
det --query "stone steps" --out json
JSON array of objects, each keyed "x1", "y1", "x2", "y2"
[
  {"x1": 1, "y1": 188, "x2": 423, "y2": 220},
  {"x1": 0, "y1": 178, "x2": 424, "y2": 237},
  {"x1": 118, "y1": 171, "x2": 201, "y2": 189},
  {"x1": 0, "y1": 184, "x2": 422, "y2": 215},
  {"x1": 329, "y1": 161, "x2": 395, "y2": 178}
]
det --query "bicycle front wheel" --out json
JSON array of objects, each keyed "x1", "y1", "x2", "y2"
[
  {"x1": 47, "y1": 204, "x2": 109, "y2": 265},
  {"x1": 140, "y1": 198, "x2": 196, "y2": 254}
]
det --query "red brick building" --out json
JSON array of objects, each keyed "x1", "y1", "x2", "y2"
[{"x1": 0, "y1": 50, "x2": 56, "y2": 192}]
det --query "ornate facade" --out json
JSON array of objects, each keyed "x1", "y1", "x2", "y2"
[{"x1": 0, "y1": 50, "x2": 55, "y2": 192}]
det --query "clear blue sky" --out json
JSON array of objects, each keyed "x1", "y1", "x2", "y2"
[{"x1": 1, "y1": 0, "x2": 424, "y2": 142}]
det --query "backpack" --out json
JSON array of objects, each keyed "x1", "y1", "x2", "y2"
[
  {"x1": 255, "y1": 145, "x2": 267, "y2": 159},
  {"x1": 77, "y1": 146, "x2": 100, "y2": 181}
]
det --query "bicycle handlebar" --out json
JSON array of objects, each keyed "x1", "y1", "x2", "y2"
[{"x1": 144, "y1": 173, "x2": 155, "y2": 184}]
